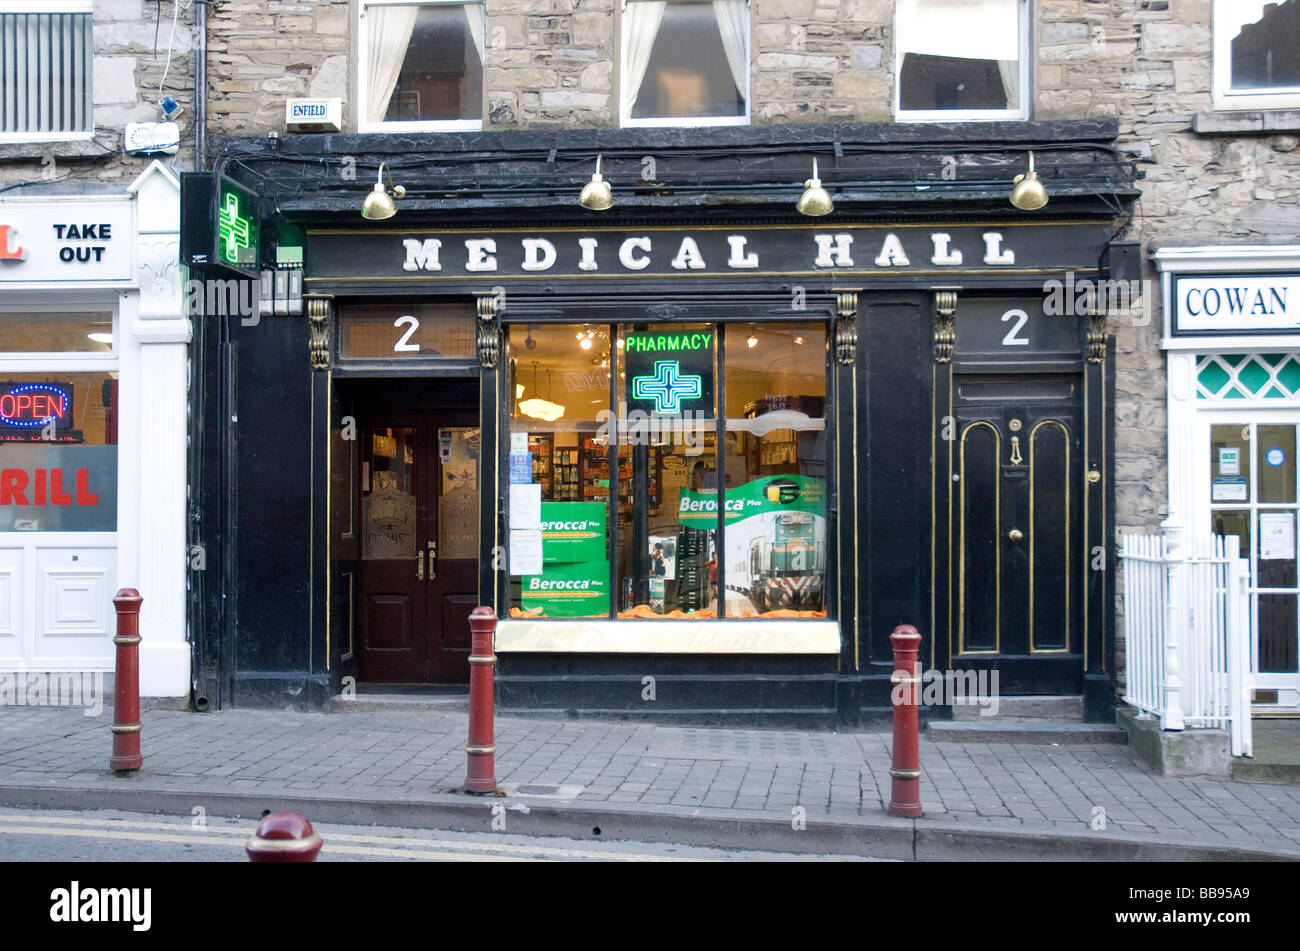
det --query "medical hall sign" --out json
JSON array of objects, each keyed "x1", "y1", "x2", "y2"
[{"x1": 308, "y1": 223, "x2": 1106, "y2": 284}]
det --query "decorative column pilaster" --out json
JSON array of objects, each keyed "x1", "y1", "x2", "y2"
[
  {"x1": 834, "y1": 291, "x2": 857, "y2": 365},
  {"x1": 306, "y1": 295, "x2": 333, "y2": 370},
  {"x1": 476, "y1": 291, "x2": 501, "y2": 368},
  {"x1": 933, "y1": 290, "x2": 958, "y2": 363}
]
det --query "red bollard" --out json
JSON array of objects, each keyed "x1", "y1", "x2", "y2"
[
  {"x1": 465, "y1": 606, "x2": 498, "y2": 794},
  {"x1": 888, "y1": 624, "x2": 923, "y2": 818},
  {"x1": 110, "y1": 588, "x2": 143, "y2": 773},
  {"x1": 245, "y1": 812, "x2": 323, "y2": 862}
]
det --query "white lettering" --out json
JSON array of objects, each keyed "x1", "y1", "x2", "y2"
[
  {"x1": 874, "y1": 233, "x2": 911, "y2": 267},
  {"x1": 578, "y1": 237, "x2": 599, "y2": 271},
  {"x1": 930, "y1": 232, "x2": 963, "y2": 266},
  {"x1": 465, "y1": 239, "x2": 498, "y2": 272},
  {"x1": 726, "y1": 234, "x2": 759, "y2": 268},
  {"x1": 671, "y1": 236, "x2": 706, "y2": 270},
  {"x1": 982, "y1": 232, "x2": 1015, "y2": 266},
  {"x1": 401, "y1": 238, "x2": 442, "y2": 272},
  {"x1": 813, "y1": 233, "x2": 854, "y2": 267},
  {"x1": 521, "y1": 237, "x2": 557, "y2": 272},
  {"x1": 619, "y1": 236, "x2": 652, "y2": 270}
]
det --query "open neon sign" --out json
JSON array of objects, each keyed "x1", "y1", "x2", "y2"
[{"x1": 0, "y1": 383, "x2": 70, "y2": 429}]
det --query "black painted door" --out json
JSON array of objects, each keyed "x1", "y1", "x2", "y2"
[
  {"x1": 952, "y1": 374, "x2": 1084, "y2": 694},
  {"x1": 356, "y1": 412, "x2": 477, "y2": 684}
]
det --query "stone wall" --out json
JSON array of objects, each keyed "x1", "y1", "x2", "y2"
[{"x1": 0, "y1": 0, "x2": 196, "y2": 185}]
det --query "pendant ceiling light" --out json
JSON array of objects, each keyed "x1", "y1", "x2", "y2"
[
  {"x1": 796, "y1": 158, "x2": 833, "y2": 217},
  {"x1": 519, "y1": 362, "x2": 566, "y2": 421},
  {"x1": 1009, "y1": 152, "x2": 1049, "y2": 211}
]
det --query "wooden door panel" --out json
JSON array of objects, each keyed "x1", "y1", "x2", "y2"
[
  {"x1": 363, "y1": 592, "x2": 414, "y2": 649},
  {"x1": 959, "y1": 421, "x2": 1000, "y2": 654},
  {"x1": 1030, "y1": 420, "x2": 1071, "y2": 651}
]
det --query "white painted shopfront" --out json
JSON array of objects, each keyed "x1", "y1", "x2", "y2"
[
  {"x1": 1158, "y1": 246, "x2": 1300, "y2": 714},
  {"x1": 0, "y1": 162, "x2": 189, "y2": 697}
]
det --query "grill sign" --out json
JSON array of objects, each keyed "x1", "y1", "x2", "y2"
[{"x1": 0, "y1": 382, "x2": 72, "y2": 432}]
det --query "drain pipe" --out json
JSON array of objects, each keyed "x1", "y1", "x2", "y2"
[{"x1": 194, "y1": 0, "x2": 207, "y2": 170}]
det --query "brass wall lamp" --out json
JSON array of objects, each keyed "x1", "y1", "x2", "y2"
[
  {"x1": 579, "y1": 154, "x2": 613, "y2": 211},
  {"x1": 1010, "y1": 152, "x2": 1049, "y2": 211},
  {"x1": 361, "y1": 162, "x2": 406, "y2": 220},
  {"x1": 796, "y1": 158, "x2": 834, "y2": 217}
]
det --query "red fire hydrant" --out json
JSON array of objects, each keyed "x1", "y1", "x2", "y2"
[
  {"x1": 110, "y1": 588, "x2": 143, "y2": 773},
  {"x1": 465, "y1": 606, "x2": 497, "y2": 794},
  {"x1": 245, "y1": 812, "x2": 323, "y2": 862},
  {"x1": 887, "y1": 624, "x2": 923, "y2": 817}
]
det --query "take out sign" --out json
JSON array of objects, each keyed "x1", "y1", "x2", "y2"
[{"x1": 0, "y1": 199, "x2": 133, "y2": 284}]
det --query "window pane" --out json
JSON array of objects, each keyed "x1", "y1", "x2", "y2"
[
  {"x1": 0, "y1": 13, "x2": 92, "y2": 134},
  {"x1": 0, "y1": 370, "x2": 118, "y2": 531},
  {"x1": 723, "y1": 324, "x2": 827, "y2": 617},
  {"x1": 1257, "y1": 509, "x2": 1296, "y2": 588},
  {"x1": 383, "y1": 4, "x2": 483, "y2": 122},
  {"x1": 1256, "y1": 424, "x2": 1296, "y2": 503},
  {"x1": 896, "y1": 0, "x2": 1020, "y2": 112},
  {"x1": 1211, "y1": 423, "x2": 1251, "y2": 502},
  {"x1": 1227, "y1": 2, "x2": 1300, "y2": 91},
  {"x1": 629, "y1": 1, "x2": 745, "y2": 119},
  {"x1": 0, "y1": 313, "x2": 112, "y2": 352},
  {"x1": 507, "y1": 325, "x2": 611, "y2": 618},
  {"x1": 616, "y1": 323, "x2": 718, "y2": 616},
  {"x1": 1258, "y1": 593, "x2": 1299, "y2": 673},
  {"x1": 1211, "y1": 509, "x2": 1251, "y2": 560},
  {"x1": 339, "y1": 303, "x2": 475, "y2": 359},
  {"x1": 362, "y1": 427, "x2": 417, "y2": 560}
]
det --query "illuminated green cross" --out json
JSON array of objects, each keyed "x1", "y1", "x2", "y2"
[
  {"x1": 218, "y1": 191, "x2": 252, "y2": 264},
  {"x1": 632, "y1": 360, "x2": 702, "y2": 414}
]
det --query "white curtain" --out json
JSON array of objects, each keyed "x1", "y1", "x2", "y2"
[
  {"x1": 896, "y1": 0, "x2": 1020, "y2": 62},
  {"x1": 996, "y1": 59, "x2": 1019, "y2": 108},
  {"x1": 366, "y1": 4, "x2": 419, "y2": 123},
  {"x1": 711, "y1": 0, "x2": 748, "y2": 100},
  {"x1": 464, "y1": 2, "x2": 486, "y2": 65},
  {"x1": 621, "y1": 0, "x2": 667, "y2": 118}
]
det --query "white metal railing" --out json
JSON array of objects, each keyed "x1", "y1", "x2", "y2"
[{"x1": 1120, "y1": 522, "x2": 1253, "y2": 757}]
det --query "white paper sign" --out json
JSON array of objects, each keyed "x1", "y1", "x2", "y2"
[
  {"x1": 1212, "y1": 477, "x2": 1248, "y2": 501},
  {"x1": 1218, "y1": 447, "x2": 1240, "y2": 475},
  {"x1": 510, "y1": 432, "x2": 530, "y2": 454},
  {"x1": 509, "y1": 529, "x2": 543, "y2": 575},
  {"x1": 509, "y1": 482, "x2": 542, "y2": 530},
  {"x1": 1260, "y1": 512, "x2": 1295, "y2": 560}
]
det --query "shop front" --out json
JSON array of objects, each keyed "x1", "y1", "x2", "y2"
[
  {"x1": 1158, "y1": 246, "x2": 1300, "y2": 715},
  {"x1": 192, "y1": 123, "x2": 1133, "y2": 724},
  {"x1": 0, "y1": 164, "x2": 189, "y2": 697}
]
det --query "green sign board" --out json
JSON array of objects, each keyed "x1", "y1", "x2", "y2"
[
  {"x1": 522, "y1": 560, "x2": 611, "y2": 617},
  {"x1": 625, "y1": 330, "x2": 713, "y2": 416},
  {"x1": 678, "y1": 475, "x2": 826, "y2": 527},
  {"x1": 540, "y1": 501, "x2": 606, "y2": 564},
  {"x1": 217, "y1": 175, "x2": 259, "y2": 276}
]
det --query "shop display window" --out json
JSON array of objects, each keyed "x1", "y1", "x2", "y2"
[
  {"x1": 505, "y1": 320, "x2": 828, "y2": 621},
  {"x1": 0, "y1": 370, "x2": 118, "y2": 532}
]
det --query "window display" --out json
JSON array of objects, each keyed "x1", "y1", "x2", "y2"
[{"x1": 505, "y1": 319, "x2": 829, "y2": 622}]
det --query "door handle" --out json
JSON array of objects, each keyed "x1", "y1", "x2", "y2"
[
  {"x1": 417, "y1": 550, "x2": 424, "y2": 581},
  {"x1": 1008, "y1": 528, "x2": 1024, "y2": 543},
  {"x1": 428, "y1": 539, "x2": 437, "y2": 580}
]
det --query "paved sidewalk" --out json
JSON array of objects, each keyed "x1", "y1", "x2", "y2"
[{"x1": 1, "y1": 705, "x2": 1298, "y2": 860}]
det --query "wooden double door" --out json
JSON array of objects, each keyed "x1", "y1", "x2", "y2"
[{"x1": 356, "y1": 411, "x2": 480, "y2": 684}]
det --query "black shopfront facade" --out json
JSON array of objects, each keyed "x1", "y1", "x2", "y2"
[{"x1": 186, "y1": 121, "x2": 1135, "y2": 727}]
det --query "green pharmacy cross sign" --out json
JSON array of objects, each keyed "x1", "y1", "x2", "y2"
[
  {"x1": 625, "y1": 331, "x2": 714, "y2": 416},
  {"x1": 632, "y1": 360, "x2": 703, "y2": 414},
  {"x1": 215, "y1": 176, "x2": 259, "y2": 276}
]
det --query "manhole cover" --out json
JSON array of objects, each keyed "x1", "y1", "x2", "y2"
[{"x1": 515, "y1": 784, "x2": 561, "y2": 795}]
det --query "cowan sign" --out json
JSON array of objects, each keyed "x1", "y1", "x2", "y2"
[
  {"x1": 1172, "y1": 274, "x2": 1300, "y2": 335},
  {"x1": 307, "y1": 223, "x2": 1107, "y2": 283}
]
